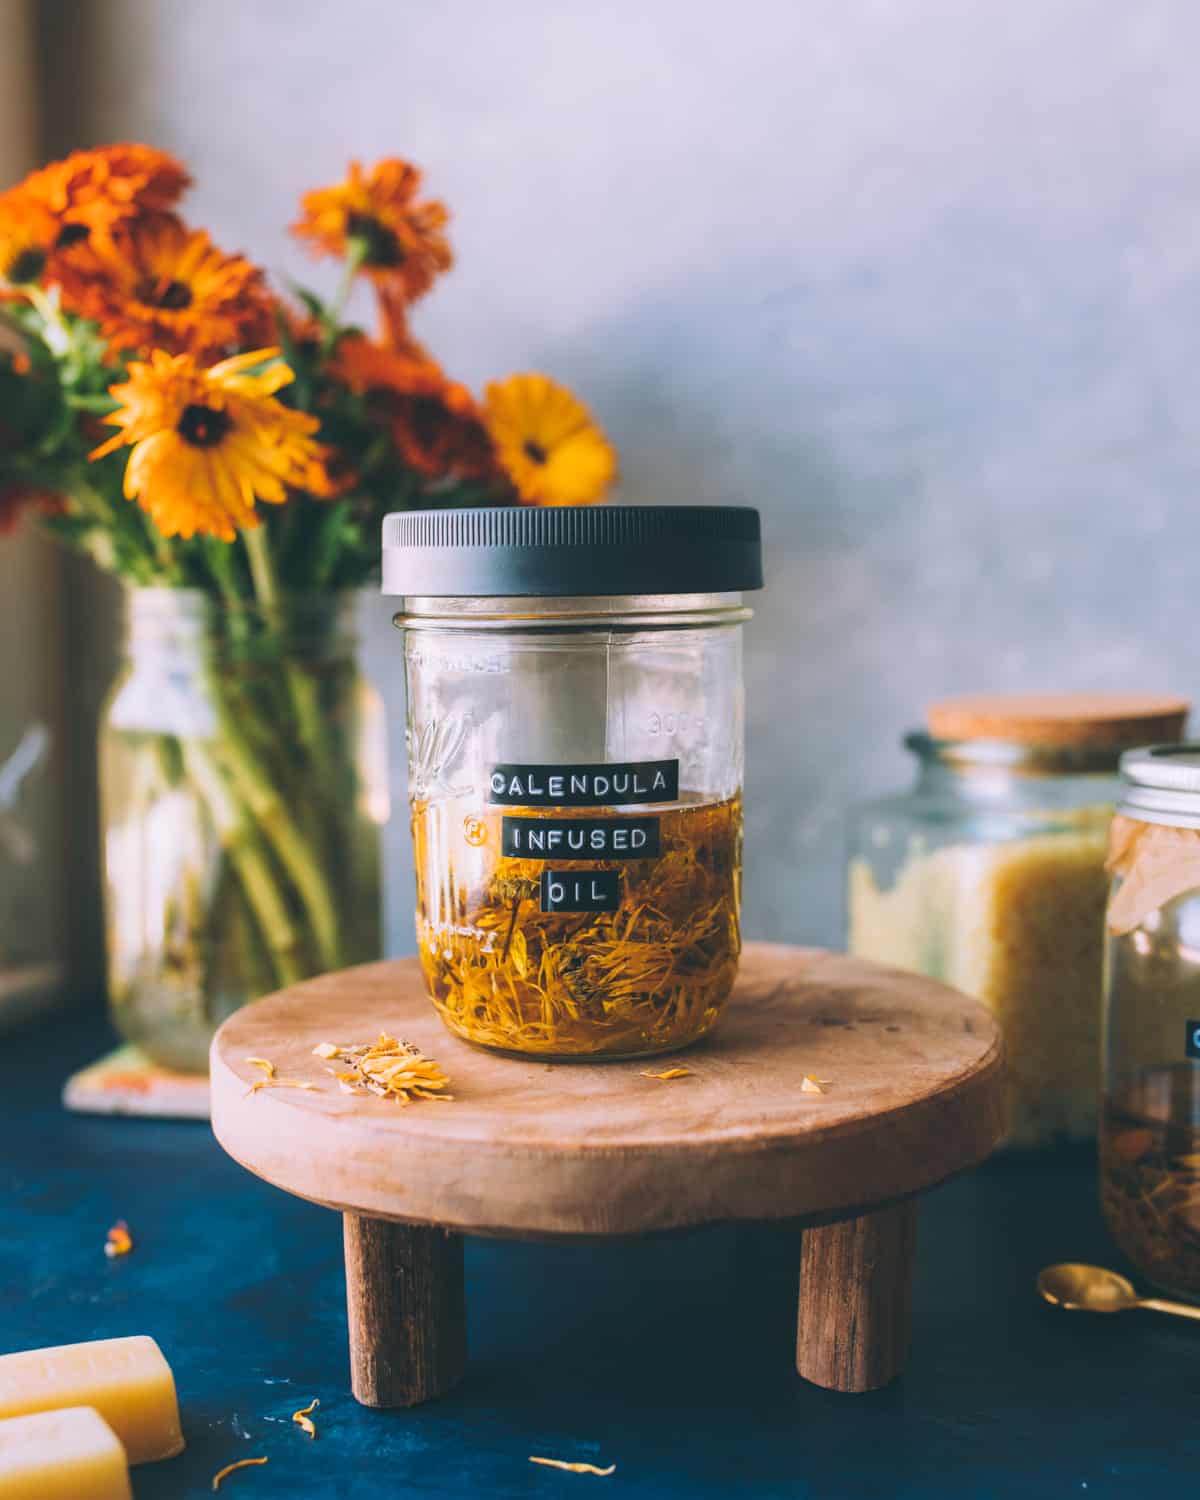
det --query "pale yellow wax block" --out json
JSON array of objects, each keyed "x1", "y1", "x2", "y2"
[
  {"x1": 0, "y1": 1336, "x2": 183, "y2": 1465},
  {"x1": 0, "y1": 1407, "x2": 131, "y2": 1500}
]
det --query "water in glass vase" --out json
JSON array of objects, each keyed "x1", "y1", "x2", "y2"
[{"x1": 101, "y1": 589, "x2": 385, "y2": 1072}]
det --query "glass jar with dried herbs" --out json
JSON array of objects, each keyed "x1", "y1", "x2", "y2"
[
  {"x1": 1102, "y1": 745, "x2": 1200, "y2": 1300},
  {"x1": 383, "y1": 505, "x2": 762, "y2": 1058}
]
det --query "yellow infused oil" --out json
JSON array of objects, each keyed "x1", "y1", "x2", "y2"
[{"x1": 412, "y1": 792, "x2": 742, "y2": 1057}]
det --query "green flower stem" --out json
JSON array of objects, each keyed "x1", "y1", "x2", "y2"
[
  {"x1": 322, "y1": 240, "x2": 367, "y2": 354},
  {"x1": 242, "y1": 524, "x2": 340, "y2": 794},
  {"x1": 242, "y1": 523, "x2": 279, "y2": 609},
  {"x1": 199, "y1": 536, "x2": 244, "y2": 610},
  {"x1": 181, "y1": 741, "x2": 306, "y2": 989},
  {"x1": 211, "y1": 704, "x2": 344, "y2": 974},
  {"x1": 22, "y1": 283, "x2": 72, "y2": 353},
  {"x1": 219, "y1": 534, "x2": 345, "y2": 967},
  {"x1": 66, "y1": 393, "x2": 120, "y2": 413}
]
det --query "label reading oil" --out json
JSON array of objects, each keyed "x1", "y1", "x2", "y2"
[{"x1": 540, "y1": 869, "x2": 621, "y2": 912}]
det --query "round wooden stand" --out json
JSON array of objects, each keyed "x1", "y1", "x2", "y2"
[{"x1": 210, "y1": 943, "x2": 1003, "y2": 1405}]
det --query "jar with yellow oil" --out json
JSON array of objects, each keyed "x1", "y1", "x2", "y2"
[
  {"x1": 847, "y1": 695, "x2": 1188, "y2": 1147},
  {"x1": 383, "y1": 506, "x2": 762, "y2": 1058}
]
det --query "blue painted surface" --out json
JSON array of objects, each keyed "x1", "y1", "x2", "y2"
[{"x1": 3, "y1": 1013, "x2": 1196, "y2": 1499}]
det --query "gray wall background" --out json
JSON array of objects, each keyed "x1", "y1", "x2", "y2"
[{"x1": 34, "y1": 0, "x2": 1200, "y2": 967}]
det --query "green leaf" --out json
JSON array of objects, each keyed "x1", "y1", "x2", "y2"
[{"x1": 281, "y1": 278, "x2": 328, "y2": 323}]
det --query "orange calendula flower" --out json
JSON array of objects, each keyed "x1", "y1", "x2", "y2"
[
  {"x1": 0, "y1": 188, "x2": 58, "y2": 286},
  {"x1": 388, "y1": 384, "x2": 495, "y2": 481},
  {"x1": 22, "y1": 143, "x2": 190, "y2": 243},
  {"x1": 91, "y1": 347, "x2": 323, "y2": 542},
  {"x1": 292, "y1": 158, "x2": 452, "y2": 306},
  {"x1": 484, "y1": 374, "x2": 617, "y2": 506},
  {"x1": 72, "y1": 215, "x2": 270, "y2": 358},
  {"x1": 331, "y1": 331, "x2": 446, "y2": 399},
  {"x1": 104, "y1": 1220, "x2": 134, "y2": 1258},
  {"x1": 332, "y1": 333, "x2": 495, "y2": 481}
]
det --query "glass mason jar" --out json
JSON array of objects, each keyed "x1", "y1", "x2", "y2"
[
  {"x1": 847, "y1": 695, "x2": 1188, "y2": 1149},
  {"x1": 100, "y1": 588, "x2": 387, "y2": 1071},
  {"x1": 1101, "y1": 745, "x2": 1200, "y2": 1299},
  {"x1": 383, "y1": 505, "x2": 763, "y2": 1058}
]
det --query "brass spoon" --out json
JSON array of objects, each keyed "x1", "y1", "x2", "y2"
[{"x1": 1038, "y1": 1262, "x2": 1200, "y2": 1323}]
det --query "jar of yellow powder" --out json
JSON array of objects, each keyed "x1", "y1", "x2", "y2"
[{"x1": 847, "y1": 695, "x2": 1189, "y2": 1149}]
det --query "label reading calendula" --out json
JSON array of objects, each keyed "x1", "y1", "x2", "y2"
[{"x1": 488, "y1": 759, "x2": 679, "y2": 807}]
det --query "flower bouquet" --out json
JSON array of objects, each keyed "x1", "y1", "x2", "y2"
[{"x1": 0, "y1": 145, "x2": 617, "y2": 1068}]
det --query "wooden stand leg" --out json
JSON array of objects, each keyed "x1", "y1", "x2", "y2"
[
  {"x1": 796, "y1": 1199, "x2": 917, "y2": 1393},
  {"x1": 343, "y1": 1215, "x2": 467, "y2": 1408}
]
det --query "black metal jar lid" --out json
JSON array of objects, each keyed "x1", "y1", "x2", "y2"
[{"x1": 381, "y1": 505, "x2": 763, "y2": 598}]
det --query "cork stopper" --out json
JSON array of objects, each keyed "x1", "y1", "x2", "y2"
[{"x1": 926, "y1": 694, "x2": 1190, "y2": 749}]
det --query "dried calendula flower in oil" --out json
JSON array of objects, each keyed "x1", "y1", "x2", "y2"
[
  {"x1": 292, "y1": 1397, "x2": 319, "y2": 1439},
  {"x1": 801, "y1": 1075, "x2": 831, "y2": 1094},
  {"x1": 641, "y1": 1067, "x2": 692, "y2": 1080},
  {"x1": 529, "y1": 1457, "x2": 616, "y2": 1476},
  {"x1": 245, "y1": 1057, "x2": 276, "y2": 1079},
  {"x1": 1101, "y1": 1077, "x2": 1200, "y2": 1298},
  {"x1": 317, "y1": 1034, "x2": 452, "y2": 1104},
  {"x1": 413, "y1": 794, "x2": 741, "y2": 1056},
  {"x1": 104, "y1": 1220, "x2": 133, "y2": 1258},
  {"x1": 212, "y1": 1456, "x2": 268, "y2": 1490}
]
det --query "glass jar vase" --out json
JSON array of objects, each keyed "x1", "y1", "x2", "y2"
[
  {"x1": 847, "y1": 695, "x2": 1188, "y2": 1148},
  {"x1": 100, "y1": 588, "x2": 387, "y2": 1071},
  {"x1": 383, "y1": 505, "x2": 762, "y2": 1058},
  {"x1": 1101, "y1": 745, "x2": 1200, "y2": 1299}
]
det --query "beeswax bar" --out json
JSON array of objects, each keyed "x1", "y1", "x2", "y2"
[
  {"x1": 0, "y1": 1407, "x2": 131, "y2": 1500},
  {"x1": 0, "y1": 1336, "x2": 183, "y2": 1464}
]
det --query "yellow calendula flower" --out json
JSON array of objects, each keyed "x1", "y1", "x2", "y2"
[
  {"x1": 483, "y1": 374, "x2": 617, "y2": 506},
  {"x1": 91, "y1": 348, "x2": 323, "y2": 542}
]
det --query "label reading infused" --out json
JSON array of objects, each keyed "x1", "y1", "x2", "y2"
[
  {"x1": 488, "y1": 759, "x2": 679, "y2": 807},
  {"x1": 540, "y1": 869, "x2": 621, "y2": 913},
  {"x1": 501, "y1": 815, "x2": 660, "y2": 860}
]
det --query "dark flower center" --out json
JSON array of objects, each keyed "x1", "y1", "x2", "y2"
[
  {"x1": 140, "y1": 278, "x2": 193, "y2": 311},
  {"x1": 523, "y1": 440, "x2": 548, "y2": 465},
  {"x1": 55, "y1": 223, "x2": 90, "y2": 249},
  {"x1": 346, "y1": 211, "x2": 404, "y2": 267},
  {"x1": 177, "y1": 403, "x2": 231, "y2": 448},
  {"x1": 5, "y1": 247, "x2": 46, "y2": 285}
]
